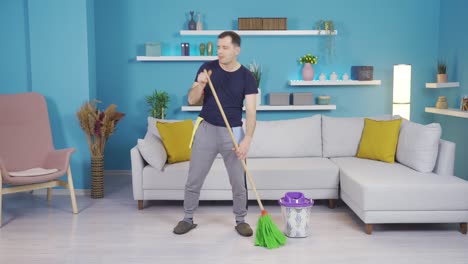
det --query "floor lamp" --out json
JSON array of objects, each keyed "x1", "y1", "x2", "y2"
[{"x1": 393, "y1": 64, "x2": 411, "y2": 120}]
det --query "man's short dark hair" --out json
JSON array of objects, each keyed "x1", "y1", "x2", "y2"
[{"x1": 218, "y1": 31, "x2": 241, "y2": 47}]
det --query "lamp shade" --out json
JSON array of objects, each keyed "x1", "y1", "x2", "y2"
[{"x1": 393, "y1": 64, "x2": 411, "y2": 120}]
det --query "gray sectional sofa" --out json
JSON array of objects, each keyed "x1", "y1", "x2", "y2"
[{"x1": 131, "y1": 115, "x2": 468, "y2": 234}]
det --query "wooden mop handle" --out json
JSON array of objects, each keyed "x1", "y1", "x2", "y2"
[{"x1": 203, "y1": 69, "x2": 265, "y2": 211}]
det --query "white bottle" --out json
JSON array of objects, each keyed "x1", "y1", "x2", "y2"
[
  {"x1": 196, "y1": 13, "x2": 203, "y2": 30},
  {"x1": 342, "y1": 73, "x2": 349, "y2": 81},
  {"x1": 257, "y1": 88, "x2": 262, "y2": 105},
  {"x1": 319, "y1": 73, "x2": 326, "y2": 81},
  {"x1": 330, "y1": 72, "x2": 338, "y2": 81}
]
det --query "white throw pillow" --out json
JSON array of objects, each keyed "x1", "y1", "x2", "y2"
[
  {"x1": 248, "y1": 115, "x2": 322, "y2": 158},
  {"x1": 137, "y1": 135, "x2": 167, "y2": 170},
  {"x1": 396, "y1": 120, "x2": 441, "y2": 173},
  {"x1": 322, "y1": 115, "x2": 393, "y2": 158}
]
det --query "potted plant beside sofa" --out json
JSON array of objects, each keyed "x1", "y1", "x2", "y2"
[{"x1": 146, "y1": 89, "x2": 169, "y2": 119}]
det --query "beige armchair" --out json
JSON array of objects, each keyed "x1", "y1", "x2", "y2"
[{"x1": 0, "y1": 92, "x2": 78, "y2": 227}]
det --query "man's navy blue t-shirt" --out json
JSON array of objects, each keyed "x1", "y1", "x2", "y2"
[{"x1": 194, "y1": 60, "x2": 257, "y2": 127}]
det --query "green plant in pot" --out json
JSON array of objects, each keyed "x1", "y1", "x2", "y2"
[
  {"x1": 248, "y1": 61, "x2": 263, "y2": 105},
  {"x1": 146, "y1": 89, "x2": 169, "y2": 119},
  {"x1": 437, "y1": 60, "x2": 447, "y2": 83},
  {"x1": 316, "y1": 19, "x2": 336, "y2": 57}
]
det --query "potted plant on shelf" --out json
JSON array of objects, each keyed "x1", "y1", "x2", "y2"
[
  {"x1": 248, "y1": 61, "x2": 262, "y2": 105},
  {"x1": 298, "y1": 53, "x2": 318, "y2": 81},
  {"x1": 77, "y1": 100, "x2": 125, "y2": 198},
  {"x1": 146, "y1": 89, "x2": 170, "y2": 119},
  {"x1": 316, "y1": 19, "x2": 336, "y2": 57},
  {"x1": 437, "y1": 60, "x2": 447, "y2": 83}
]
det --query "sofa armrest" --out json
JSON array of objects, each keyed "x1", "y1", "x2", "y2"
[
  {"x1": 433, "y1": 139, "x2": 455, "y2": 176},
  {"x1": 131, "y1": 146, "x2": 145, "y2": 200}
]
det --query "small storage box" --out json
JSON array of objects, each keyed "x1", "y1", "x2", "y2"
[
  {"x1": 351, "y1": 66, "x2": 374, "y2": 80},
  {"x1": 292, "y1": 92, "x2": 313, "y2": 105},
  {"x1": 145, "y1": 42, "x2": 161, "y2": 56},
  {"x1": 238, "y1": 18, "x2": 263, "y2": 30},
  {"x1": 269, "y1": 93, "x2": 290, "y2": 105},
  {"x1": 262, "y1": 18, "x2": 287, "y2": 30}
]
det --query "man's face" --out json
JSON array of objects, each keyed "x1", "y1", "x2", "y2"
[{"x1": 217, "y1": 36, "x2": 240, "y2": 65}]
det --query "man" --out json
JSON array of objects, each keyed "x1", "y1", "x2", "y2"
[{"x1": 173, "y1": 31, "x2": 257, "y2": 237}]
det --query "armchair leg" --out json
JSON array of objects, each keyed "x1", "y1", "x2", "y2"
[
  {"x1": 1, "y1": 172, "x2": 3, "y2": 227},
  {"x1": 328, "y1": 199, "x2": 336, "y2": 209},
  {"x1": 460, "y1": 223, "x2": 467, "y2": 234},
  {"x1": 47, "y1": 188, "x2": 52, "y2": 201},
  {"x1": 138, "y1": 200, "x2": 144, "y2": 210},
  {"x1": 365, "y1": 224, "x2": 373, "y2": 235},
  {"x1": 0, "y1": 190, "x2": 3, "y2": 228},
  {"x1": 67, "y1": 166, "x2": 78, "y2": 214}
]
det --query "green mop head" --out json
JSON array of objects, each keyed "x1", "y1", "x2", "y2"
[{"x1": 255, "y1": 210, "x2": 287, "y2": 249}]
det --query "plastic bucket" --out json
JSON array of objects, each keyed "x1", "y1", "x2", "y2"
[{"x1": 278, "y1": 192, "x2": 314, "y2": 237}]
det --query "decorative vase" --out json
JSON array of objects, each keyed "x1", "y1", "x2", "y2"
[
  {"x1": 437, "y1": 74, "x2": 447, "y2": 83},
  {"x1": 196, "y1": 13, "x2": 203, "y2": 30},
  {"x1": 91, "y1": 155, "x2": 104, "y2": 199},
  {"x1": 188, "y1": 11, "x2": 196, "y2": 30},
  {"x1": 435, "y1": 96, "x2": 448, "y2": 109},
  {"x1": 342, "y1": 73, "x2": 349, "y2": 81},
  {"x1": 207, "y1": 41, "x2": 213, "y2": 56},
  {"x1": 199, "y1": 43, "x2": 205, "y2": 55},
  {"x1": 330, "y1": 71, "x2": 338, "y2": 81},
  {"x1": 319, "y1": 73, "x2": 326, "y2": 81},
  {"x1": 302, "y1": 63, "x2": 314, "y2": 81}
]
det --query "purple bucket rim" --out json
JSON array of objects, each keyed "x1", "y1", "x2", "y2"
[{"x1": 278, "y1": 192, "x2": 314, "y2": 207}]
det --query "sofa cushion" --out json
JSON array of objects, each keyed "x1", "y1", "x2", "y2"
[
  {"x1": 142, "y1": 160, "x2": 231, "y2": 190},
  {"x1": 137, "y1": 137, "x2": 167, "y2": 170},
  {"x1": 156, "y1": 120, "x2": 193, "y2": 164},
  {"x1": 322, "y1": 115, "x2": 393, "y2": 158},
  {"x1": 356, "y1": 118, "x2": 402, "y2": 163},
  {"x1": 333, "y1": 157, "x2": 468, "y2": 211},
  {"x1": 141, "y1": 157, "x2": 339, "y2": 192},
  {"x1": 396, "y1": 120, "x2": 441, "y2": 173},
  {"x1": 248, "y1": 115, "x2": 322, "y2": 158},
  {"x1": 246, "y1": 157, "x2": 339, "y2": 189}
]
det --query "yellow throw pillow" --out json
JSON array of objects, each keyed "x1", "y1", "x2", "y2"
[
  {"x1": 156, "y1": 119, "x2": 193, "y2": 164},
  {"x1": 356, "y1": 118, "x2": 402, "y2": 163}
]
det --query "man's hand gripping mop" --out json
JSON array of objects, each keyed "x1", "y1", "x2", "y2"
[{"x1": 204, "y1": 69, "x2": 287, "y2": 249}]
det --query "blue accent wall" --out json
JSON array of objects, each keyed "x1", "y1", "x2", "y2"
[
  {"x1": 1, "y1": 0, "x2": 466, "y2": 188},
  {"x1": 0, "y1": 0, "x2": 30, "y2": 93},
  {"x1": 435, "y1": 0, "x2": 468, "y2": 179}
]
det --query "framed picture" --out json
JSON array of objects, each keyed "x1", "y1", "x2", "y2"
[{"x1": 461, "y1": 96, "x2": 468, "y2": 111}]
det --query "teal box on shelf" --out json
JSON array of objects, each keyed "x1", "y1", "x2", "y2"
[
  {"x1": 145, "y1": 42, "x2": 161, "y2": 56},
  {"x1": 317, "y1": 95, "x2": 331, "y2": 105}
]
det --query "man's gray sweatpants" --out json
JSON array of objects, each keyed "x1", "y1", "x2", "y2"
[{"x1": 184, "y1": 120, "x2": 247, "y2": 223}]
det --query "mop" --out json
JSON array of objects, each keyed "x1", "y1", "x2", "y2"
[{"x1": 204, "y1": 69, "x2": 286, "y2": 249}]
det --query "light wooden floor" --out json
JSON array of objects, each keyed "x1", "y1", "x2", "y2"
[{"x1": 1, "y1": 175, "x2": 467, "y2": 264}]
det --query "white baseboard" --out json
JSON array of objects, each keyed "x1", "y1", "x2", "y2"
[{"x1": 30, "y1": 170, "x2": 131, "y2": 196}]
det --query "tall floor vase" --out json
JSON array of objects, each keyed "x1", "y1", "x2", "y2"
[{"x1": 91, "y1": 155, "x2": 104, "y2": 198}]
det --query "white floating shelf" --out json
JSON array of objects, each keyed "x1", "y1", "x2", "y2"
[
  {"x1": 136, "y1": 56, "x2": 217, "y2": 61},
  {"x1": 180, "y1": 30, "x2": 337, "y2": 36},
  {"x1": 425, "y1": 107, "x2": 468, "y2": 118},
  {"x1": 425, "y1": 82, "x2": 460, "y2": 88},
  {"x1": 181, "y1": 105, "x2": 336, "y2": 112},
  {"x1": 289, "y1": 80, "x2": 382, "y2": 86}
]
